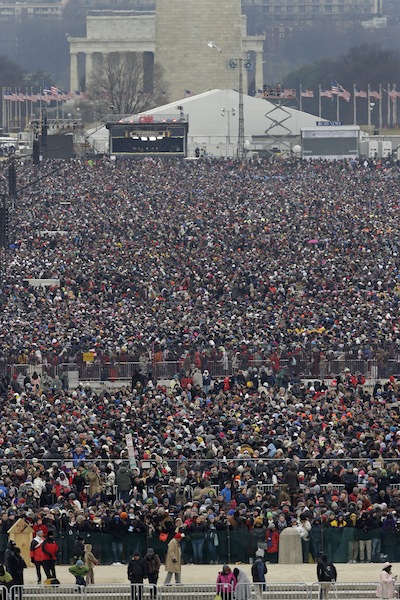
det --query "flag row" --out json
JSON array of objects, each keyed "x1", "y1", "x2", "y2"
[
  {"x1": 300, "y1": 82, "x2": 400, "y2": 102},
  {"x1": 1, "y1": 88, "x2": 87, "y2": 102},
  {"x1": 257, "y1": 82, "x2": 400, "y2": 102}
]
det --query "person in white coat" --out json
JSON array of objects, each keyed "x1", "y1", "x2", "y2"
[
  {"x1": 377, "y1": 562, "x2": 397, "y2": 599},
  {"x1": 295, "y1": 515, "x2": 312, "y2": 563},
  {"x1": 233, "y1": 568, "x2": 251, "y2": 600}
]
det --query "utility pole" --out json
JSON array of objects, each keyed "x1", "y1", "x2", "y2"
[
  {"x1": 8, "y1": 152, "x2": 17, "y2": 209},
  {"x1": 0, "y1": 194, "x2": 8, "y2": 288},
  {"x1": 237, "y1": 56, "x2": 245, "y2": 160},
  {"x1": 228, "y1": 54, "x2": 251, "y2": 160},
  {"x1": 209, "y1": 41, "x2": 251, "y2": 160},
  {"x1": 41, "y1": 108, "x2": 48, "y2": 162}
]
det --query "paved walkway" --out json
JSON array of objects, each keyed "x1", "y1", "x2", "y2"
[{"x1": 24, "y1": 562, "x2": 398, "y2": 586}]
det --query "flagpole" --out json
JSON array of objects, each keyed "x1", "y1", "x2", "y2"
[
  {"x1": 6, "y1": 90, "x2": 9, "y2": 133},
  {"x1": 353, "y1": 84, "x2": 356, "y2": 125},
  {"x1": 18, "y1": 87, "x2": 21, "y2": 130},
  {"x1": 367, "y1": 84, "x2": 371, "y2": 128},
  {"x1": 299, "y1": 84, "x2": 303, "y2": 112},
  {"x1": 1, "y1": 88, "x2": 4, "y2": 132},
  {"x1": 12, "y1": 88, "x2": 16, "y2": 129},
  {"x1": 379, "y1": 84, "x2": 382, "y2": 131},
  {"x1": 318, "y1": 84, "x2": 322, "y2": 118},
  {"x1": 393, "y1": 83, "x2": 397, "y2": 128},
  {"x1": 388, "y1": 83, "x2": 391, "y2": 128},
  {"x1": 25, "y1": 87, "x2": 29, "y2": 129},
  {"x1": 7, "y1": 89, "x2": 11, "y2": 133},
  {"x1": 336, "y1": 90, "x2": 339, "y2": 122}
]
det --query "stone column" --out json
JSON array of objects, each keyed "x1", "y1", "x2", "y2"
[
  {"x1": 70, "y1": 51, "x2": 79, "y2": 93},
  {"x1": 85, "y1": 52, "x2": 94, "y2": 88},
  {"x1": 255, "y1": 50, "x2": 264, "y2": 93}
]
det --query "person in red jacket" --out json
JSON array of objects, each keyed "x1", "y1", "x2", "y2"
[
  {"x1": 265, "y1": 523, "x2": 280, "y2": 564},
  {"x1": 30, "y1": 529, "x2": 46, "y2": 584},
  {"x1": 41, "y1": 531, "x2": 59, "y2": 580}
]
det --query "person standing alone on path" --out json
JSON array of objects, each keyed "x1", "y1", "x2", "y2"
[
  {"x1": 164, "y1": 533, "x2": 183, "y2": 585},
  {"x1": 128, "y1": 551, "x2": 147, "y2": 600},
  {"x1": 30, "y1": 529, "x2": 45, "y2": 584},
  {"x1": 144, "y1": 547, "x2": 161, "y2": 598},
  {"x1": 377, "y1": 562, "x2": 397, "y2": 599},
  {"x1": 251, "y1": 549, "x2": 267, "y2": 600},
  {"x1": 42, "y1": 531, "x2": 59, "y2": 581},
  {"x1": 84, "y1": 543, "x2": 98, "y2": 585},
  {"x1": 317, "y1": 554, "x2": 337, "y2": 600}
]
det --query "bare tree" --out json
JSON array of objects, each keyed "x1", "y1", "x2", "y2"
[{"x1": 81, "y1": 52, "x2": 168, "y2": 121}]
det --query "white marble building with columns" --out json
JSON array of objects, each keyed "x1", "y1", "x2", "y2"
[{"x1": 68, "y1": 8, "x2": 265, "y2": 102}]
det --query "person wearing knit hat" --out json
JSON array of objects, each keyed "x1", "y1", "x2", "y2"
[
  {"x1": 252, "y1": 549, "x2": 267, "y2": 600},
  {"x1": 164, "y1": 532, "x2": 183, "y2": 584},
  {"x1": 69, "y1": 559, "x2": 89, "y2": 586}
]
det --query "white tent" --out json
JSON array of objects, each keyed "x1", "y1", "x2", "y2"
[{"x1": 86, "y1": 89, "x2": 320, "y2": 157}]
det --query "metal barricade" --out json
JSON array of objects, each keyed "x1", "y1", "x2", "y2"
[
  {"x1": 256, "y1": 484, "x2": 275, "y2": 494},
  {"x1": 160, "y1": 584, "x2": 221, "y2": 600},
  {"x1": 310, "y1": 582, "x2": 379, "y2": 599},
  {"x1": 8, "y1": 582, "x2": 395, "y2": 600},
  {"x1": 10, "y1": 585, "x2": 82, "y2": 600},
  {"x1": 261, "y1": 583, "x2": 309, "y2": 600},
  {"x1": 84, "y1": 584, "x2": 131, "y2": 599}
]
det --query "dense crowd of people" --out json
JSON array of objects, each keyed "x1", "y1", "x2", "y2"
[
  {"x1": 0, "y1": 156, "x2": 398, "y2": 570},
  {"x1": 0, "y1": 156, "x2": 399, "y2": 372}
]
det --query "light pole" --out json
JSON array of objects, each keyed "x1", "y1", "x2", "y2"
[
  {"x1": 227, "y1": 56, "x2": 250, "y2": 160},
  {"x1": 208, "y1": 41, "x2": 251, "y2": 160},
  {"x1": 221, "y1": 107, "x2": 236, "y2": 145},
  {"x1": 368, "y1": 102, "x2": 375, "y2": 128}
]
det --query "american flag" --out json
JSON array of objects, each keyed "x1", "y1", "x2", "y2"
[
  {"x1": 331, "y1": 80, "x2": 350, "y2": 101},
  {"x1": 389, "y1": 89, "x2": 400, "y2": 99},
  {"x1": 369, "y1": 90, "x2": 381, "y2": 100},
  {"x1": 354, "y1": 88, "x2": 367, "y2": 99},
  {"x1": 51, "y1": 86, "x2": 61, "y2": 96},
  {"x1": 338, "y1": 88, "x2": 351, "y2": 102},
  {"x1": 185, "y1": 89, "x2": 195, "y2": 97},
  {"x1": 301, "y1": 89, "x2": 314, "y2": 98},
  {"x1": 320, "y1": 89, "x2": 332, "y2": 98},
  {"x1": 281, "y1": 88, "x2": 296, "y2": 98},
  {"x1": 331, "y1": 80, "x2": 340, "y2": 94}
]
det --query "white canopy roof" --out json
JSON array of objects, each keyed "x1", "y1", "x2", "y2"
[{"x1": 86, "y1": 89, "x2": 320, "y2": 156}]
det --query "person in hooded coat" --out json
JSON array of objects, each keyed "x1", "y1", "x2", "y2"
[
  {"x1": 216, "y1": 564, "x2": 236, "y2": 600},
  {"x1": 144, "y1": 547, "x2": 161, "y2": 598},
  {"x1": 3, "y1": 541, "x2": 16, "y2": 573},
  {"x1": 6, "y1": 545, "x2": 26, "y2": 585},
  {"x1": 84, "y1": 543, "x2": 98, "y2": 585},
  {"x1": 233, "y1": 567, "x2": 251, "y2": 600},
  {"x1": 377, "y1": 562, "x2": 397, "y2": 599}
]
